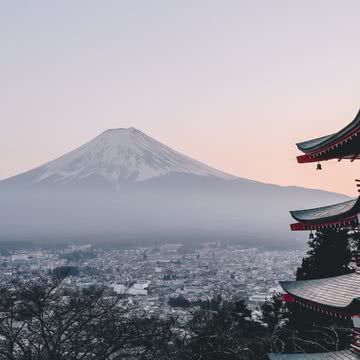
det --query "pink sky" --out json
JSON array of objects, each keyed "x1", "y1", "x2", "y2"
[{"x1": 1, "y1": 1, "x2": 360, "y2": 196}]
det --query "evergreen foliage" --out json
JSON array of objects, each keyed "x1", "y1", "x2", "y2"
[{"x1": 296, "y1": 229, "x2": 353, "y2": 280}]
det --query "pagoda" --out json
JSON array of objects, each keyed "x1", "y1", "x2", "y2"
[
  {"x1": 296, "y1": 109, "x2": 360, "y2": 164},
  {"x1": 290, "y1": 198, "x2": 360, "y2": 232},
  {"x1": 268, "y1": 109, "x2": 360, "y2": 360}
]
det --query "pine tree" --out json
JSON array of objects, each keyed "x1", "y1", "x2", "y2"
[{"x1": 296, "y1": 228, "x2": 353, "y2": 280}]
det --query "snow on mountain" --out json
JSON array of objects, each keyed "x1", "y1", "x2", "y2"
[
  {"x1": 15, "y1": 127, "x2": 234, "y2": 186},
  {"x1": 0, "y1": 127, "x2": 350, "y2": 247}
]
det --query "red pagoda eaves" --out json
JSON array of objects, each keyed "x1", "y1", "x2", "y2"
[
  {"x1": 269, "y1": 108, "x2": 360, "y2": 359},
  {"x1": 280, "y1": 272, "x2": 360, "y2": 318},
  {"x1": 268, "y1": 350, "x2": 358, "y2": 360},
  {"x1": 289, "y1": 198, "x2": 360, "y2": 231},
  {"x1": 296, "y1": 109, "x2": 360, "y2": 164},
  {"x1": 280, "y1": 273, "x2": 360, "y2": 355}
]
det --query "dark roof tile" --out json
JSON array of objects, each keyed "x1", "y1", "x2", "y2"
[
  {"x1": 297, "y1": 109, "x2": 360, "y2": 153},
  {"x1": 290, "y1": 198, "x2": 360, "y2": 224},
  {"x1": 280, "y1": 272, "x2": 360, "y2": 309},
  {"x1": 268, "y1": 350, "x2": 359, "y2": 360}
]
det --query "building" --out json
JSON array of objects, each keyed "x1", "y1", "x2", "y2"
[
  {"x1": 290, "y1": 198, "x2": 360, "y2": 232},
  {"x1": 268, "y1": 109, "x2": 360, "y2": 360},
  {"x1": 296, "y1": 109, "x2": 360, "y2": 165},
  {"x1": 281, "y1": 273, "x2": 360, "y2": 319},
  {"x1": 268, "y1": 350, "x2": 359, "y2": 360}
]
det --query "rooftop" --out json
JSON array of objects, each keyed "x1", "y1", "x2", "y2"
[
  {"x1": 296, "y1": 108, "x2": 360, "y2": 163},
  {"x1": 297, "y1": 109, "x2": 360, "y2": 152},
  {"x1": 268, "y1": 350, "x2": 359, "y2": 360},
  {"x1": 290, "y1": 198, "x2": 360, "y2": 224},
  {"x1": 280, "y1": 272, "x2": 360, "y2": 310}
]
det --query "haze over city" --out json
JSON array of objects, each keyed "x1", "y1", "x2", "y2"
[{"x1": 1, "y1": 0, "x2": 360, "y2": 196}]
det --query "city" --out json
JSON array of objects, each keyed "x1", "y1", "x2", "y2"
[{"x1": 0, "y1": 243, "x2": 303, "y2": 319}]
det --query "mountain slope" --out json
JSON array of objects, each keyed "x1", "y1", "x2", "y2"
[
  {"x1": 0, "y1": 128, "x2": 350, "y2": 248},
  {"x1": 2, "y1": 128, "x2": 232, "y2": 188}
]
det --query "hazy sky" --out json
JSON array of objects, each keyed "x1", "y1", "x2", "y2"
[{"x1": 1, "y1": 0, "x2": 360, "y2": 195}]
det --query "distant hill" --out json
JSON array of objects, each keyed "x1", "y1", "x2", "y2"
[{"x1": 0, "y1": 128, "x2": 349, "y2": 248}]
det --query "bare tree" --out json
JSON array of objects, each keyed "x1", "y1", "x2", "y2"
[{"x1": 0, "y1": 273, "x2": 135, "y2": 360}]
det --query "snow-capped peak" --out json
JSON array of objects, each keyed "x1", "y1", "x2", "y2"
[{"x1": 33, "y1": 127, "x2": 234, "y2": 185}]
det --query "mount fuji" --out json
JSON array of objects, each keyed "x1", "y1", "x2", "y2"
[
  {"x1": 2, "y1": 127, "x2": 233, "y2": 188},
  {"x1": 0, "y1": 128, "x2": 349, "y2": 247}
]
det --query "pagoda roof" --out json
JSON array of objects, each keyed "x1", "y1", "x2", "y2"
[
  {"x1": 280, "y1": 272, "x2": 360, "y2": 311},
  {"x1": 296, "y1": 109, "x2": 360, "y2": 163},
  {"x1": 268, "y1": 350, "x2": 359, "y2": 360},
  {"x1": 290, "y1": 198, "x2": 360, "y2": 224}
]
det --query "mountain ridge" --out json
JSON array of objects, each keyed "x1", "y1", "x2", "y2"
[
  {"x1": 1, "y1": 127, "x2": 233, "y2": 188},
  {"x1": 0, "y1": 128, "x2": 351, "y2": 248}
]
